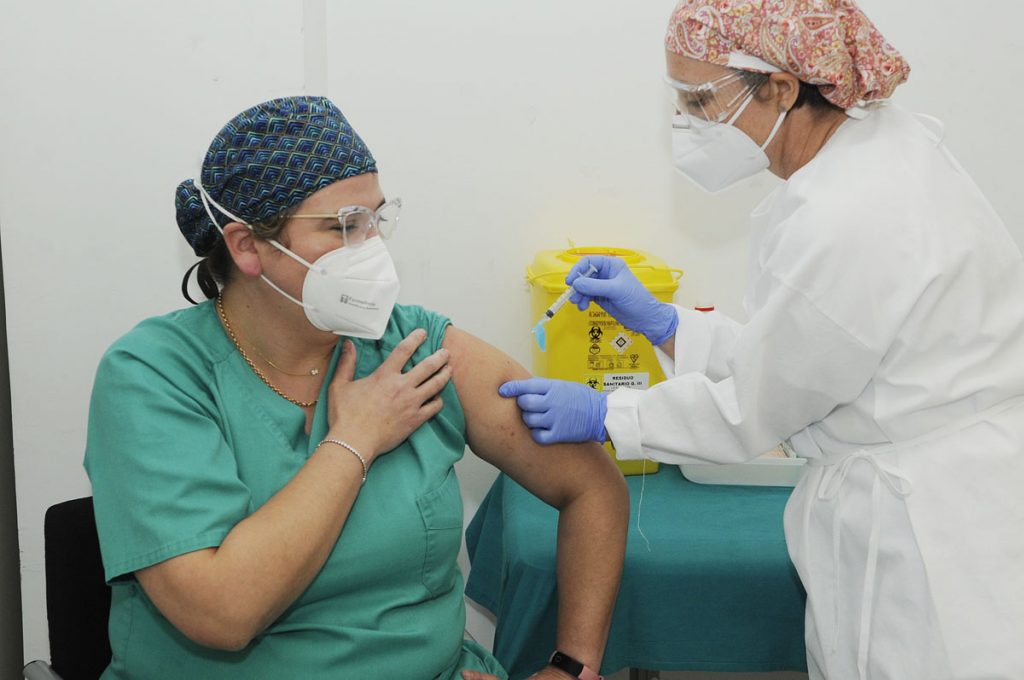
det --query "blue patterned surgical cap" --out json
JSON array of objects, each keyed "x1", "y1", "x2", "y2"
[{"x1": 175, "y1": 96, "x2": 378, "y2": 256}]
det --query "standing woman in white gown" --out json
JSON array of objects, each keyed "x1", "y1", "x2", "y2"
[{"x1": 500, "y1": 1, "x2": 1024, "y2": 678}]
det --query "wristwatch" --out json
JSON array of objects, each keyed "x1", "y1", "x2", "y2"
[{"x1": 548, "y1": 650, "x2": 603, "y2": 680}]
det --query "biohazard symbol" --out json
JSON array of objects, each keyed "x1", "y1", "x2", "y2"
[
  {"x1": 589, "y1": 325, "x2": 603, "y2": 342},
  {"x1": 586, "y1": 378, "x2": 601, "y2": 390},
  {"x1": 629, "y1": 353, "x2": 640, "y2": 368}
]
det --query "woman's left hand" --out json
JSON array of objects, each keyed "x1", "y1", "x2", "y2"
[
  {"x1": 462, "y1": 669, "x2": 573, "y2": 680},
  {"x1": 527, "y1": 669, "x2": 578, "y2": 680}
]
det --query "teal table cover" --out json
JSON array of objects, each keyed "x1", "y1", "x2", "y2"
[{"x1": 465, "y1": 470, "x2": 807, "y2": 679}]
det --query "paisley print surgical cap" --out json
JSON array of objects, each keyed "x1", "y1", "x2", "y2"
[
  {"x1": 665, "y1": 0, "x2": 910, "y2": 109},
  {"x1": 175, "y1": 96, "x2": 377, "y2": 256}
]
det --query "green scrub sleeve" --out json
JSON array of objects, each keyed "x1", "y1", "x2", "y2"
[{"x1": 84, "y1": 328, "x2": 252, "y2": 584}]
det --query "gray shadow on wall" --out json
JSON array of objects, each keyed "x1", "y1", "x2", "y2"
[{"x1": 0, "y1": 226, "x2": 26, "y2": 675}]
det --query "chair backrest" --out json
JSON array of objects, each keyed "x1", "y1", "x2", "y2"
[{"x1": 44, "y1": 497, "x2": 112, "y2": 680}]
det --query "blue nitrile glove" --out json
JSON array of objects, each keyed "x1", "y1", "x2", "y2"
[
  {"x1": 498, "y1": 378, "x2": 607, "y2": 445},
  {"x1": 566, "y1": 255, "x2": 679, "y2": 346}
]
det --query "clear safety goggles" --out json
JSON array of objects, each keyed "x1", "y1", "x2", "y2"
[
  {"x1": 665, "y1": 70, "x2": 766, "y2": 124},
  {"x1": 291, "y1": 197, "x2": 402, "y2": 246}
]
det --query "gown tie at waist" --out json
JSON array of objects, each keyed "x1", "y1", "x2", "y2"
[
  {"x1": 809, "y1": 451, "x2": 913, "y2": 680},
  {"x1": 801, "y1": 396, "x2": 1024, "y2": 678}
]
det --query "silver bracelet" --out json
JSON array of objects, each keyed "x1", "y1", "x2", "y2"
[{"x1": 317, "y1": 438, "x2": 368, "y2": 484}]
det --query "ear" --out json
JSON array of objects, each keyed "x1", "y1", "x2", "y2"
[
  {"x1": 766, "y1": 72, "x2": 801, "y2": 112},
  {"x1": 222, "y1": 222, "x2": 264, "y2": 279}
]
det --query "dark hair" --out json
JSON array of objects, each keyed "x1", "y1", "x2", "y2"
[
  {"x1": 182, "y1": 210, "x2": 293, "y2": 303},
  {"x1": 739, "y1": 70, "x2": 843, "y2": 114}
]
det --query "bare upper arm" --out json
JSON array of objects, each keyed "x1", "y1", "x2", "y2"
[{"x1": 442, "y1": 326, "x2": 622, "y2": 508}]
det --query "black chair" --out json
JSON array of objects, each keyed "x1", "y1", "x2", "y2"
[
  {"x1": 23, "y1": 497, "x2": 112, "y2": 680},
  {"x1": 19, "y1": 497, "x2": 482, "y2": 680}
]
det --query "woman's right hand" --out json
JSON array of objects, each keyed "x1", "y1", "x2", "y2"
[
  {"x1": 566, "y1": 255, "x2": 678, "y2": 346},
  {"x1": 325, "y1": 329, "x2": 451, "y2": 460}
]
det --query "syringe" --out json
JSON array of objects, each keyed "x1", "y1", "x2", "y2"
[{"x1": 531, "y1": 264, "x2": 598, "y2": 352}]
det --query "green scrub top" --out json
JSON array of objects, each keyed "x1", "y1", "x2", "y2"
[{"x1": 83, "y1": 302, "x2": 507, "y2": 680}]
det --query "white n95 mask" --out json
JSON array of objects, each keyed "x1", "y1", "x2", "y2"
[
  {"x1": 282, "y1": 235, "x2": 400, "y2": 339},
  {"x1": 194, "y1": 181, "x2": 401, "y2": 339},
  {"x1": 671, "y1": 94, "x2": 786, "y2": 194}
]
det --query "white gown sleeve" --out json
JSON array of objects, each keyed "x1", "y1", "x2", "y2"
[
  {"x1": 606, "y1": 277, "x2": 884, "y2": 464},
  {"x1": 655, "y1": 305, "x2": 744, "y2": 382}
]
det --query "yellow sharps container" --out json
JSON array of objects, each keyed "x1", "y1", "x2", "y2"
[{"x1": 527, "y1": 247, "x2": 682, "y2": 475}]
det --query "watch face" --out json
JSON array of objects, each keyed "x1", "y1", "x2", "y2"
[
  {"x1": 549, "y1": 651, "x2": 583, "y2": 677},
  {"x1": 549, "y1": 651, "x2": 603, "y2": 680}
]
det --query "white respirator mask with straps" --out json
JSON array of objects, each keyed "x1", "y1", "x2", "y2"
[
  {"x1": 671, "y1": 91, "x2": 787, "y2": 194},
  {"x1": 194, "y1": 180, "x2": 400, "y2": 339}
]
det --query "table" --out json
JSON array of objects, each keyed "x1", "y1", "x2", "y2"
[{"x1": 465, "y1": 469, "x2": 807, "y2": 680}]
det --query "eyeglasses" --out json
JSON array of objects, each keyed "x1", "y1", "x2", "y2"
[
  {"x1": 665, "y1": 70, "x2": 765, "y2": 124},
  {"x1": 291, "y1": 197, "x2": 402, "y2": 246}
]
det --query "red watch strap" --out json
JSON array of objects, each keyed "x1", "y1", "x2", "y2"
[{"x1": 548, "y1": 650, "x2": 603, "y2": 680}]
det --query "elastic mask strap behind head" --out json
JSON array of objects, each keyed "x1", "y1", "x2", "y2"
[
  {"x1": 760, "y1": 109, "x2": 787, "y2": 151},
  {"x1": 192, "y1": 177, "x2": 317, "y2": 311},
  {"x1": 194, "y1": 178, "x2": 246, "y2": 229},
  {"x1": 724, "y1": 94, "x2": 787, "y2": 151}
]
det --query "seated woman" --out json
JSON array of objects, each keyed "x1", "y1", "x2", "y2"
[{"x1": 83, "y1": 96, "x2": 629, "y2": 680}]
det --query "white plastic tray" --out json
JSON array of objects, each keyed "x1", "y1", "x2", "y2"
[{"x1": 679, "y1": 456, "x2": 807, "y2": 487}]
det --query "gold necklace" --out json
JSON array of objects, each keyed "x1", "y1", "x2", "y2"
[
  {"x1": 216, "y1": 296, "x2": 318, "y2": 408},
  {"x1": 251, "y1": 346, "x2": 324, "y2": 377}
]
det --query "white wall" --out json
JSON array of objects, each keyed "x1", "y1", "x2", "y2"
[
  {"x1": 0, "y1": 0, "x2": 310, "y2": 663},
  {"x1": 2, "y1": 0, "x2": 1022, "y2": 666}
]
